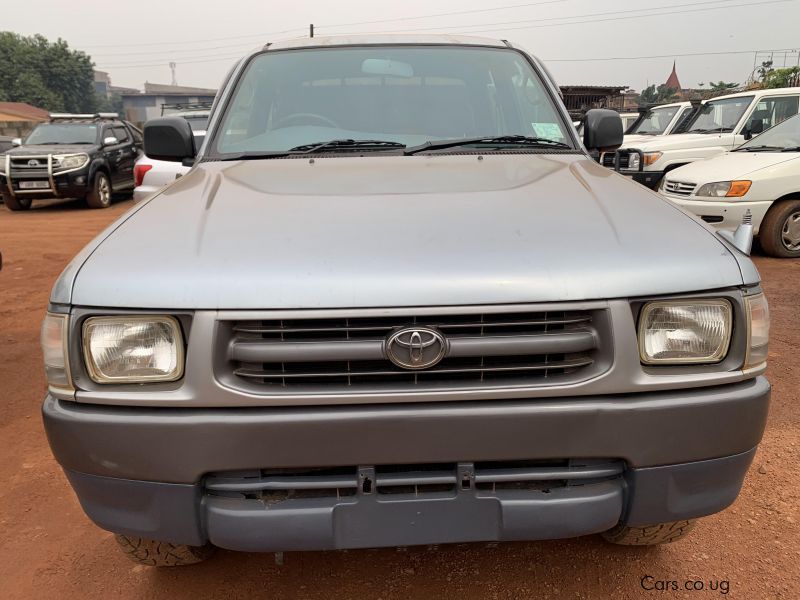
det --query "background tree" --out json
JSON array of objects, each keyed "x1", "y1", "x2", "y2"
[
  {"x1": 637, "y1": 84, "x2": 679, "y2": 106},
  {"x1": 757, "y1": 60, "x2": 774, "y2": 82},
  {"x1": 708, "y1": 81, "x2": 739, "y2": 93},
  {"x1": 763, "y1": 66, "x2": 800, "y2": 89},
  {"x1": 0, "y1": 32, "x2": 97, "y2": 112}
]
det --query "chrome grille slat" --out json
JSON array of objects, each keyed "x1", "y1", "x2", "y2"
[
  {"x1": 663, "y1": 180, "x2": 697, "y2": 196},
  {"x1": 221, "y1": 308, "x2": 605, "y2": 392},
  {"x1": 233, "y1": 357, "x2": 594, "y2": 380}
]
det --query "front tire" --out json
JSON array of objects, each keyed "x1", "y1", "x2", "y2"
[
  {"x1": 759, "y1": 199, "x2": 800, "y2": 258},
  {"x1": 85, "y1": 172, "x2": 112, "y2": 209},
  {"x1": 3, "y1": 193, "x2": 32, "y2": 211},
  {"x1": 114, "y1": 534, "x2": 214, "y2": 567},
  {"x1": 601, "y1": 519, "x2": 696, "y2": 546}
]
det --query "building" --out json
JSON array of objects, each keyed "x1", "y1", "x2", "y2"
[
  {"x1": 559, "y1": 85, "x2": 629, "y2": 120},
  {"x1": 120, "y1": 83, "x2": 217, "y2": 125},
  {"x1": 0, "y1": 102, "x2": 49, "y2": 123},
  {"x1": 0, "y1": 102, "x2": 49, "y2": 137},
  {"x1": 94, "y1": 70, "x2": 111, "y2": 98},
  {"x1": 665, "y1": 61, "x2": 683, "y2": 97}
]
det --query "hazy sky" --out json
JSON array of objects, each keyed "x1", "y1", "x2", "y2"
[{"x1": 5, "y1": 0, "x2": 800, "y2": 93}]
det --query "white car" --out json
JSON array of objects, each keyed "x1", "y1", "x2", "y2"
[
  {"x1": 660, "y1": 113, "x2": 800, "y2": 258},
  {"x1": 133, "y1": 110, "x2": 209, "y2": 202},
  {"x1": 613, "y1": 87, "x2": 800, "y2": 189},
  {"x1": 623, "y1": 101, "x2": 693, "y2": 142}
]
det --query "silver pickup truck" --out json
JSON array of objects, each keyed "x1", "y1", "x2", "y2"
[{"x1": 41, "y1": 35, "x2": 771, "y2": 567}]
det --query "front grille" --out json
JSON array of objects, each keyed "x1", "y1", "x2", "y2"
[
  {"x1": 663, "y1": 180, "x2": 696, "y2": 196},
  {"x1": 205, "y1": 459, "x2": 625, "y2": 503},
  {"x1": 600, "y1": 151, "x2": 629, "y2": 169},
  {"x1": 219, "y1": 308, "x2": 608, "y2": 394}
]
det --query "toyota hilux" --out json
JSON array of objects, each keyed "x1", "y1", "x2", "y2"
[{"x1": 41, "y1": 35, "x2": 771, "y2": 567}]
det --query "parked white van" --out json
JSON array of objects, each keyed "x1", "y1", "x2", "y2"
[
  {"x1": 613, "y1": 88, "x2": 800, "y2": 189},
  {"x1": 660, "y1": 113, "x2": 800, "y2": 257}
]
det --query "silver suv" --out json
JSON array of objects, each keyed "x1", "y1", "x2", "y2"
[{"x1": 42, "y1": 35, "x2": 771, "y2": 567}]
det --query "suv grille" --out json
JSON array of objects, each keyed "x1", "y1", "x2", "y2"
[
  {"x1": 600, "y1": 151, "x2": 629, "y2": 169},
  {"x1": 663, "y1": 180, "x2": 696, "y2": 196},
  {"x1": 218, "y1": 308, "x2": 608, "y2": 394}
]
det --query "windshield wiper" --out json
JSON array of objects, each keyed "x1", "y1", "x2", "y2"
[
  {"x1": 405, "y1": 135, "x2": 572, "y2": 155},
  {"x1": 288, "y1": 139, "x2": 406, "y2": 153},
  {"x1": 734, "y1": 145, "x2": 785, "y2": 152},
  {"x1": 781, "y1": 146, "x2": 800, "y2": 152},
  {"x1": 217, "y1": 139, "x2": 407, "y2": 161}
]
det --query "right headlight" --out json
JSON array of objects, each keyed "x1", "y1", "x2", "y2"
[
  {"x1": 744, "y1": 293, "x2": 770, "y2": 369},
  {"x1": 55, "y1": 153, "x2": 89, "y2": 171},
  {"x1": 638, "y1": 299, "x2": 732, "y2": 364},
  {"x1": 695, "y1": 180, "x2": 752, "y2": 198},
  {"x1": 82, "y1": 316, "x2": 185, "y2": 384}
]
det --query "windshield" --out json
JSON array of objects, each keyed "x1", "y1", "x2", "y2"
[
  {"x1": 628, "y1": 105, "x2": 680, "y2": 135},
  {"x1": 25, "y1": 123, "x2": 98, "y2": 145},
  {"x1": 683, "y1": 96, "x2": 752, "y2": 133},
  {"x1": 738, "y1": 113, "x2": 800, "y2": 151},
  {"x1": 213, "y1": 46, "x2": 572, "y2": 156}
]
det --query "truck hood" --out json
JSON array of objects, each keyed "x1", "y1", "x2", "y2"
[
  {"x1": 663, "y1": 150, "x2": 800, "y2": 183},
  {"x1": 620, "y1": 133, "x2": 732, "y2": 152},
  {"x1": 6, "y1": 144, "x2": 98, "y2": 156},
  {"x1": 65, "y1": 154, "x2": 745, "y2": 309}
]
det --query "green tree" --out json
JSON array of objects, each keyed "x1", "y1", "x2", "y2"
[
  {"x1": 763, "y1": 66, "x2": 800, "y2": 89},
  {"x1": 708, "y1": 81, "x2": 739, "y2": 93},
  {"x1": 0, "y1": 32, "x2": 97, "y2": 112},
  {"x1": 636, "y1": 84, "x2": 679, "y2": 106}
]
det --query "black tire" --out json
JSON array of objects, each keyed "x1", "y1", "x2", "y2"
[
  {"x1": 114, "y1": 534, "x2": 214, "y2": 567},
  {"x1": 601, "y1": 519, "x2": 696, "y2": 546},
  {"x1": 3, "y1": 193, "x2": 32, "y2": 211},
  {"x1": 759, "y1": 199, "x2": 800, "y2": 258},
  {"x1": 85, "y1": 172, "x2": 112, "y2": 209}
]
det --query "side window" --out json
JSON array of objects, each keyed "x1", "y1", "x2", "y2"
[
  {"x1": 126, "y1": 123, "x2": 143, "y2": 145},
  {"x1": 744, "y1": 96, "x2": 800, "y2": 134},
  {"x1": 113, "y1": 126, "x2": 130, "y2": 144}
]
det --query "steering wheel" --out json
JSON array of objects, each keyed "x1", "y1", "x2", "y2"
[{"x1": 275, "y1": 113, "x2": 340, "y2": 129}]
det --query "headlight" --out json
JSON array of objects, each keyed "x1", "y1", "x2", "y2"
[
  {"x1": 745, "y1": 293, "x2": 769, "y2": 369},
  {"x1": 41, "y1": 313, "x2": 73, "y2": 391},
  {"x1": 638, "y1": 299, "x2": 732, "y2": 364},
  {"x1": 83, "y1": 316, "x2": 184, "y2": 383},
  {"x1": 695, "y1": 180, "x2": 752, "y2": 198},
  {"x1": 56, "y1": 153, "x2": 89, "y2": 170},
  {"x1": 628, "y1": 153, "x2": 641, "y2": 171}
]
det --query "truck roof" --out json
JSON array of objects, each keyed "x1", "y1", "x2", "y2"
[
  {"x1": 263, "y1": 34, "x2": 509, "y2": 53},
  {"x1": 706, "y1": 87, "x2": 800, "y2": 101}
]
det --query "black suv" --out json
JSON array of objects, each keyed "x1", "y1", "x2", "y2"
[{"x1": 0, "y1": 113, "x2": 142, "y2": 210}]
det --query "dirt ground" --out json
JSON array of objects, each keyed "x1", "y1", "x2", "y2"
[{"x1": 0, "y1": 197, "x2": 798, "y2": 600}]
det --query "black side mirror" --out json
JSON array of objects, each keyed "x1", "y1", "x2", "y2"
[
  {"x1": 144, "y1": 117, "x2": 195, "y2": 162},
  {"x1": 751, "y1": 119, "x2": 764, "y2": 136},
  {"x1": 583, "y1": 109, "x2": 623, "y2": 152}
]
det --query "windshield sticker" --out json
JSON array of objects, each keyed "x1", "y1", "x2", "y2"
[{"x1": 531, "y1": 122, "x2": 564, "y2": 140}]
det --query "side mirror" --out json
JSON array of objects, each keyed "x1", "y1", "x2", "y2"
[
  {"x1": 11, "y1": 138, "x2": 21, "y2": 146},
  {"x1": 103, "y1": 136, "x2": 119, "y2": 146},
  {"x1": 583, "y1": 109, "x2": 623, "y2": 152},
  {"x1": 144, "y1": 117, "x2": 196, "y2": 162},
  {"x1": 750, "y1": 119, "x2": 764, "y2": 136}
]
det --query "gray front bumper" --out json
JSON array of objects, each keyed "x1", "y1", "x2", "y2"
[{"x1": 44, "y1": 377, "x2": 770, "y2": 551}]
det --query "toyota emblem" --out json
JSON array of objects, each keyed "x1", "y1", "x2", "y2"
[
  {"x1": 28, "y1": 159, "x2": 40, "y2": 167},
  {"x1": 385, "y1": 327, "x2": 447, "y2": 370}
]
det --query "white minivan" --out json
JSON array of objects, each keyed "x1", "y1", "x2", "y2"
[
  {"x1": 660, "y1": 113, "x2": 800, "y2": 257},
  {"x1": 613, "y1": 87, "x2": 800, "y2": 189}
]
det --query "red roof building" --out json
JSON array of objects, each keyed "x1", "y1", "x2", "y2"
[
  {"x1": 665, "y1": 61, "x2": 682, "y2": 92},
  {"x1": 0, "y1": 102, "x2": 49, "y2": 123}
]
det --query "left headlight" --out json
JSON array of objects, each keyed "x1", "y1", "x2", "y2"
[
  {"x1": 695, "y1": 180, "x2": 751, "y2": 198},
  {"x1": 56, "y1": 153, "x2": 89, "y2": 171},
  {"x1": 638, "y1": 299, "x2": 732, "y2": 365},
  {"x1": 83, "y1": 316, "x2": 185, "y2": 384}
]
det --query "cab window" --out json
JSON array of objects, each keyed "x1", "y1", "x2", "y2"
[{"x1": 743, "y1": 95, "x2": 800, "y2": 136}]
